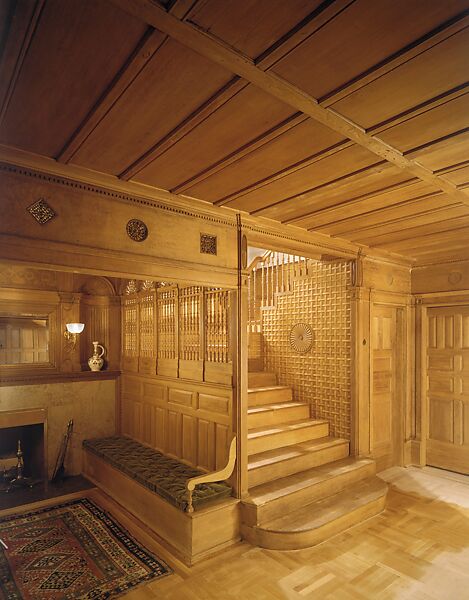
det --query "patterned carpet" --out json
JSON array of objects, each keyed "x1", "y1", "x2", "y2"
[{"x1": 0, "y1": 498, "x2": 172, "y2": 599}]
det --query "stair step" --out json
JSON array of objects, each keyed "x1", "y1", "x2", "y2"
[
  {"x1": 247, "y1": 419, "x2": 329, "y2": 455},
  {"x1": 244, "y1": 457, "x2": 375, "y2": 526},
  {"x1": 248, "y1": 371, "x2": 277, "y2": 388},
  {"x1": 242, "y1": 477, "x2": 387, "y2": 550},
  {"x1": 248, "y1": 386, "x2": 292, "y2": 407},
  {"x1": 248, "y1": 437, "x2": 350, "y2": 488},
  {"x1": 248, "y1": 401, "x2": 310, "y2": 428}
]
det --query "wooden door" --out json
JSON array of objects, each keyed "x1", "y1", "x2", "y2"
[
  {"x1": 371, "y1": 305, "x2": 403, "y2": 470},
  {"x1": 427, "y1": 306, "x2": 469, "y2": 474}
]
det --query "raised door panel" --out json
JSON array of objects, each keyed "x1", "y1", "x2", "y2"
[
  {"x1": 427, "y1": 306, "x2": 469, "y2": 474},
  {"x1": 372, "y1": 305, "x2": 400, "y2": 469}
]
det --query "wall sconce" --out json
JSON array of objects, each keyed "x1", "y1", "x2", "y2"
[{"x1": 64, "y1": 323, "x2": 84, "y2": 350}]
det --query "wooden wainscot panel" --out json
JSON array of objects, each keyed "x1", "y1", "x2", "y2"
[
  {"x1": 119, "y1": 373, "x2": 233, "y2": 469},
  {"x1": 122, "y1": 356, "x2": 139, "y2": 372},
  {"x1": 181, "y1": 413, "x2": 196, "y2": 465},
  {"x1": 142, "y1": 381, "x2": 166, "y2": 403},
  {"x1": 121, "y1": 374, "x2": 142, "y2": 396},
  {"x1": 198, "y1": 393, "x2": 230, "y2": 416},
  {"x1": 412, "y1": 260, "x2": 469, "y2": 294},
  {"x1": 157, "y1": 357, "x2": 178, "y2": 378},
  {"x1": 138, "y1": 356, "x2": 157, "y2": 375},
  {"x1": 363, "y1": 258, "x2": 411, "y2": 294},
  {"x1": 167, "y1": 410, "x2": 183, "y2": 457},
  {"x1": 168, "y1": 387, "x2": 194, "y2": 408},
  {"x1": 179, "y1": 359, "x2": 204, "y2": 381},
  {"x1": 197, "y1": 419, "x2": 215, "y2": 471},
  {"x1": 204, "y1": 361, "x2": 233, "y2": 385}
]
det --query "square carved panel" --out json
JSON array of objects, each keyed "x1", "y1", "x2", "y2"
[
  {"x1": 27, "y1": 198, "x2": 56, "y2": 224},
  {"x1": 200, "y1": 234, "x2": 217, "y2": 255}
]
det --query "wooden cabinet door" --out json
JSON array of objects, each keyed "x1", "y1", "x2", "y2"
[
  {"x1": 427, "y1": 306, "x2": 469, "y2": 474},
  {"x1": 372, "y1": 305, "x2": 403, "y2": 470}
]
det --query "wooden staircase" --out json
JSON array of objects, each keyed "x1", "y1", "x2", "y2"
[{"x1": 242, "y1": 370, "x2": 387, "y2": 550}]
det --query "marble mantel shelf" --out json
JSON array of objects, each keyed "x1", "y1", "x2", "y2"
[{"x1": 0, "y1": 370, "x2": 121, "y2": 387}]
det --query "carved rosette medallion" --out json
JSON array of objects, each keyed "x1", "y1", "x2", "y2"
[
  {"x1": 289, "y1": 323, "x2": 313, "y2": 353},
  {"x1": 200, "y1": 233, "x2": 217, "y2": 255},
  {"x1": 28, "y1": 198, "x2": 56, "y2": 224},
  {"x1": 126, "y1": 219, "x2": 148, "y2": 242},
  {"x1": 448, "y1": 271, "x2": 462, "y2": 285}
]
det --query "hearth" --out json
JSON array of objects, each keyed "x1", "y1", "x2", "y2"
[{"x1": 0, "y1": 409, "x2": 46, "y2": 492}]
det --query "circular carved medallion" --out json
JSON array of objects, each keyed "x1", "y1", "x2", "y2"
[
  {"x1": 448, "y1": 271, "x2": 462, "y2": 285},
  {"x1": 289, "y1": 323, "x2": 313, "y2": 353},
  {"x1": 126, "y1": 219, "x2": 148, "y2": 242}
]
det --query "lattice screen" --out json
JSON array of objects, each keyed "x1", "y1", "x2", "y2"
[
  {"x1": 262, "y1": 260, "x2": 352, "y2": 439},
  {"x1": 179, "y1": 286, "x2": 201, "y2": 360},
  {"x1": 205, "y1": 289, "x2": 230, "y2": 363},
  {"x1": 123, "y1": 297, "x2": 139, "y2": 357},
  {"x1": 139, "y1": 292, "x2": 155, "y2": 358},
  {"x1": 157, "y1": 287, "x2": 177, "y2": 359}
]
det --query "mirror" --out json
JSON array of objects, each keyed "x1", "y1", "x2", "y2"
[{"x1": 0, "y1": 316, "x2": 49, "y2": 365}]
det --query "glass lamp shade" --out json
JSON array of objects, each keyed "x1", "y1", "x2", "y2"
[{"x1": 66, "y1": 323, "x2": 85, "y2": 334}]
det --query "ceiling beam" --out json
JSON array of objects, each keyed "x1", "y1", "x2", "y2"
[{"x1": 111, "y1": 0, "x2": 469, "y2": 210}]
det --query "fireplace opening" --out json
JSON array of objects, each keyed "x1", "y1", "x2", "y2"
[{"x1": 0, "y1": 423, "x2": 45, "y2": 482}]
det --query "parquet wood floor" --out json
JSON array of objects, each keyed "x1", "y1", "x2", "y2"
[
  {"x1": 119, "y1": 466, "x2": 469, "y2": 599},
  {"x1": 1, "y1": 467, "x2": 467, "y2": 599}
]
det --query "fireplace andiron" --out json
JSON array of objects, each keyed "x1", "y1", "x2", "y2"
[{"x1": 2, "y1": 440, "x2": 39, "y2": 492}]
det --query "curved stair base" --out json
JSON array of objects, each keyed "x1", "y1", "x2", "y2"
[{"x1": 241, "y1": 477, "x2": 387, "y2": 551}]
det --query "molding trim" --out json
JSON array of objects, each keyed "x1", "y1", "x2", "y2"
[
  {"x1": 0, "y1": 370, "x2": 121, "y2": 387},
  {"x1": 0, "y1": 146, "x2": 412, "y2": 266}
]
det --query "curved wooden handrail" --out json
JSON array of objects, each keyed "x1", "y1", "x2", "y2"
[{"x1": 185, "y1": 435, "x2": 237, "y2": 514}]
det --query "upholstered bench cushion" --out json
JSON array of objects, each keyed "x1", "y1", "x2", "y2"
[{"x1": 83, "y1": 436, "x2": 232, "y2": 511}]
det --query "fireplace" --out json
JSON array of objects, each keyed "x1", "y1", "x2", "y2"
[{"x1": 0, "y1": 409, "x2": 47, "y2": 484}]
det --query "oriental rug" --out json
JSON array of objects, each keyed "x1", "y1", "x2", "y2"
[{"x1": 0, "y1": 498, "x2": 172, "y2": 599}]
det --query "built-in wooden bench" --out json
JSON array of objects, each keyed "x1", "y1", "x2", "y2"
[{"x1": 82, "y1": 435, "x2": 240, "y2": 566}]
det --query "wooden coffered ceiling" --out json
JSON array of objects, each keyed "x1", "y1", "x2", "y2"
[{"x1": 1, "y1": 0, "x2": 468, "y2": 265}]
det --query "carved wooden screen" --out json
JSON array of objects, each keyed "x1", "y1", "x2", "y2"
[
  {"x1": 156, "y1": 286, "x2": 177, "y2": 359},
  {"x1": 139, "y1": 291, "x2": 156, "y2": 359},
  {"x1": 179, "y1": 286, "x2": 201, "y2": 361},
  {"x1": 122, "y1": 296, "x2": 139, "y2": 370},
  {"x1": 205, "y1": 289, "x2": 230, "y2": 363}
]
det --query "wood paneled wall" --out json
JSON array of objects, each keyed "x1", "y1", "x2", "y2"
[
  {"x1": 119, "y1": 279, "x2": 235, "y2": 472},
  {"x1": 0, "y1": 263, "x2": 120, "y2": 380},
  {"x1": 120, "y1": 373, "x2": 232, "y2": 472},
  {"x1": 353, "y1": 257, "x2": 412, "y2": 467}
]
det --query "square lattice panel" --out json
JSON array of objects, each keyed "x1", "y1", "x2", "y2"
[{"x1": 262, "y1": 261, "x2": 351, "y2": 439}]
